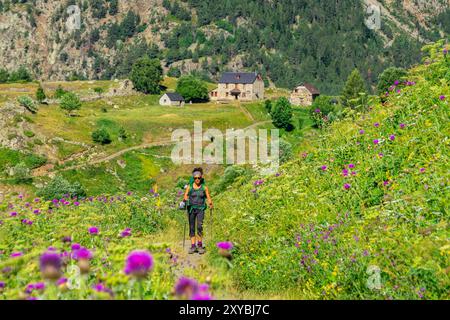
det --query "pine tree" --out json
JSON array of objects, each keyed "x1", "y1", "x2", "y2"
[{"x1": 342, "y1": 68, "x2": 367, "y2": 108}]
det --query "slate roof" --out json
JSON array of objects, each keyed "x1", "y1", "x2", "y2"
[
  {"x1": 219, "y1": 72, "x2": 259, "y2": 84},
  {"x1": 296, "y1": 83, "x2": 320, "y2": 95},
  {"x1": 165, "y1": 92, "x2": 184, "y2": 101}
]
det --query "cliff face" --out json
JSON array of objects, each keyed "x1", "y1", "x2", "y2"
[{"x1": 0, "y1": 0, "x2": 448, "y2": 82}]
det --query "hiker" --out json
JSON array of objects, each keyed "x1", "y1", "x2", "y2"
[{"x1": 182, "y1": 167, "x2": 213, "y2": 254}]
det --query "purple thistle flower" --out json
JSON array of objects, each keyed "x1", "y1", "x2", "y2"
[
  {"x1": 72, "y1": 248, "x2": 93, "y2": 260},
  {"x1": 62, "y1": 236, "x2": 72, "y2": 243},
  {"x1": 127, "y1": 191, "x2": 132, "y2": 196},
  {"x1": 71, "y1": 243, "x2": 81, "y2": 251},
  {"x1": 359, "y1": 129, "x2": 365, "y2": 135},
  {"x1": 217, "y1": 241, "x2": 233, "y2": 250},
  {"x1": 374, "y1": 122, "x2": 380, "y2": 128},
  {"x1": 56, "y1": 278, "x2": 68, "y2": 286},
  {"x1": 0, "y1": 281, "x2": 5, "y2": 289},
  {"x1": 124, "y1": 250, "x2": 154, "y2": 278},
  {"x1": 420, "y1": 168, "x2": 425, "y2": 173},
  {"x1": 344, "y1": 183, "x2": 351, "y2": 190},
  {"x1": 439, "y1": 95, "x2": 445, "y2": 101},
  {"x1": 444, "y1": 48, "x2": 448, "y2": 55},
  {"x1": 342, "y1": 169, "x2": 349, "y2": 177},
  {"x1": 321, "y1": 165, "x2": 327, "y2": 171},
  {"x1": 373, "y1": 139, "x2": 379, "y2": 145},
  {"x1": 88, "y1": 226, "x2": 99, "y2": 235},
  {"x1": 314, "y1": 108, "x2": 321, "y2": 113},
  {"x1": 394, "y1": 80, "x2": 399, "y2": 86},
  {"x1": 399, "y1": 123, "x2": 406, "y2": 129},
  {"x1": 11, "y1": 252, "x2": 23, "y2": 258},
  {"x1": 389, "y1": 135, "x2": 395, "y2": 141},
  {"x1": 192, "y1": 293, "x2": 213, "y2": 300},
  {"x1": 363, "y1": 250, "x2": 369, "y2": 256},
  {"x1": 33, "y1": 209, "x2": 40, "y2": 214},
  {"x1": 10, "y1": 212, "x2": 18, "y2": 217},
  {"x1": 378, "y1": 153, "x2": 384, "y2": 158},
  {"x1": 348, "y1": 163, "x2": 355, "y2": 169},
  {"x1": 174, "y1": 277, "x2": 199, "y2": 297}
]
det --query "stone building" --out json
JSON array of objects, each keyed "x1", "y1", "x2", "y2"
[
  {"x1": 159, "y1": 92, "x2": 185, "y2": 106},
  {"x1": 210, "y1": 72, "x2": 264, "y2": 101},
  {"x1": 289, "y1": 83, "x2": 320, "y2": 106}
]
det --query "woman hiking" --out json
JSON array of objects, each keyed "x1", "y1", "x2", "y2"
[{"x1": 183, "y1": 167, "x2": 213, "y2": 254}]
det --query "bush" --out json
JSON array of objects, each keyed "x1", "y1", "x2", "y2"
[
  {"x1": 11, "y1": 162, "x2": 32, "y2": 184},
  {"x1": 264, "y1": 99, "x2": 272, "y2": 114},
  {"x1": 0, "y1": 68, "x2": 9, "y2": 83},
  {"x1": 167, "y1": 67, "x2": 181, "y2": 78},
  {"x1": 278, "y1": 139, "x2": 292, "y2": 164},
  {"x1": 54, "y1": 85, "x2": 68, "y2": 99},
  {"x1": 342, "y1": 69, "x2": 367, "y2": 108},
  {"x1": 130, "y1": 56, "x2": 163, "y2": 94},
  {"x1": 271, "y1": 97, "x2": 292, "y2": 130},
  {"x1": 92, "y1": 127, "x2": 112, "y2": 145},
  {"x1": 37, "y1": 176, "x2": 86, "y2": 200},
  {"x1": 214, "y1": 166, "x2": 247, "y2": 192},
  {"x1": 17, "y1": 96, "x2": 38, "y2": 113},
  {"x1": 176, "y1": 75, "x2": 209, "y2": 103},
  {"x1": 8, "y1": 66, "x2": 32, "y2": 82},
  {"x1": 309, "y1": 96, "x2": 341, "y2": 128},
  {"x1": 36, "y1": 84, "x2": 46, "y2": 103},
  {"x1": 377, "y1": 67, "x2": 408, "y2": 94},
  {"x1": 60, "y1": 92, "x2": 81, "y2": 114}
]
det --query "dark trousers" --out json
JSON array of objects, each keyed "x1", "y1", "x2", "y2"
[{"x1": 188, "y1": 208, "x2": 205, "y2": 238}]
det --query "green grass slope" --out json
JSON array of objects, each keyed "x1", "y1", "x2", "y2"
[{"x1": 211, "y1": 41, "x2": 449, "y2": 299}]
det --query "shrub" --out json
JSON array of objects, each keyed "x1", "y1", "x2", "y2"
[
  {"x1": 377, "y1": 67, "x2": 408, "y2": 94},
  {"x1": 36, "y1": 84, "x2": 46, "y2": 103},
  {"x1": 17, "y1": 95, "x2": 38, "y2": 113},
  {"x1": 37, "y1": 176, "x2": 86, "y2": 200},
  {"x1": 278, "y1": 139, "x2": 292, "y2": 164},
  {"x1": 11, "y1": 162, "x2": 32, "y2": 184},
  {"x1": 60, "y1": 92, "x2": 82, "y2": 114},
  {"x1": 92, "y1": 127, "x2": 112, "y2": 145},
  {"x1": 54, "y1": 85, "x2": 68, "y2": 99},
  {"x1": 130, "y1": 56, "x2": 163, "y2": 94},
  {"x1": 8, "y1": 66, "x2": 32, "y2": 82},
  {"x1": 271, "y1": 97, "x2": 292, "y2": 130},
  {"x1": 264, "y1": 99, "x2": 272, "y2": 114},
  {"x1": 0, "y1": 68, "x2": 9, "y2": 83},
  {"x1": 176, "y1": 75, "x2": 209, "y2": 103},
  {"x1": 167, "y1": 67, "x2": 181, "y2": 78},
  {"x1": 214, "y1": 166, "x2": 247, "y2": 192},
  {"x1": 309, "y1": 95, "x2": 340, "y2": 128},
  {"x1": 23, "y1": 130, "x2": 35, "y2": 138}
]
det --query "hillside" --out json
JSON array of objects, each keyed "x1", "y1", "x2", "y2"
[
  {"x1": 210, "y1": 41, "x2": 449, "y2": 299},
  {"x1": 0, "y1": 0, "x2": 449, "y2": 94}
]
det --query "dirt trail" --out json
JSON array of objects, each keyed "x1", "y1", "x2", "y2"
[{"x1": 33, "y1": 120, "x2": 272, "y2": 175}]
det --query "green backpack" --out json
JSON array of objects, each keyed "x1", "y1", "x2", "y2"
[{"x1": 187, "y1": 177, "x2": 207, "y2": 212}]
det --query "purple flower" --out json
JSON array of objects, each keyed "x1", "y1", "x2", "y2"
[
  {"x1": 127, "y1": 191, "x2": 133, "y2": 196},
  {"x1": 124, "y1": 250, "x2": 154, "y2": 278},
  {"x1": 40, "y1": 251, "x2": 62, "y2": 280},
  {"x1": 253, "y1": 179, "x2": 264, "y2": 186},
  {"x1": 444, "y1": 48, "x2": 448, "y2": 55},
  {"x1": 348, "y1": 163, "x2": 355, "y2": 169},
  {"x1": 374, "y1": 122, "x2": 380, "y2": 128},
  {"x1": 71, "y1": 243, "x2": 81, "y2": 251},
  {"x1": 217, "y1": 241, "x2": 233, "y2": 250},
  {"x1": 399, "y1": 123, "x2": 406, "y2": 129},
  {"x1": 394, "y1": 80, "x2": 399, "y2": 86},
  {"x1": 344, "y1": 183, "x2": 351, "y2": 190},
  {"x1": 74, "y1": 201, "x2": 80, "y2": 206},
  {"x1": 0, "y1": 281, "x2": 5, "y2": 289},
  {"x1": 10, "y1": 212, "x2": 18, "y2": 217},
  {"x1": 342, "y1": 169, "x2": 349, "y2": 177},
  {"x1": 314, "y1": 108, "x2": 321, "y2": 113},
  {"x1": 72, "y1": 248, "x2": 93, "y2": 260},
  {"x1": 62, "y1": 236, "x2": 72, "y2": 243},
  {"x1": 353, "y1": 235, "x2": 360, "y2": 242},
  {"x1": 120, "y1": 228, "x2": 132, "y2": 238},
  {"x1": 11, "y1": 252, "x2": 23, "y2": 258},
  {"x1": 383, "y1": 180, "x2": 390, "y2": 186},
  {"x1": 359, "y1": 129, "x2": 365, "y2": 135},
  {"x1": 56, "y1": 278, "x2": 68, "y2": 286},
  {"x1": 389, "y1": 135, "x2": 395, "y2": 141},
  {"x1": 174, "y1": 277, "x2": 199, "y2": 297},
  {"x1": 192, "y1": 293, "x2": 213, "y2": 300},
  {"x1": 321, "y1": 165, "x2": 327, "y2": 171},
  {"x1": 420, "y1": 168, "x2": 425, "y2": 173},
  {"x1": 373, "y1": 139, "x2": 379, "y2": 145},
  {"x1": 378, "y1": 153, "x2": 384, "y2": 158},
  {"x1": 439, "y1": 95, "x2": 445, "y2": 101},
  {"x1": 33, "y1": 209, "x2": 40, "y2": 214},
  {"x1": 34, "y1": 198, "x2": 40, "y2": 203},
  {"x1": 363, "y1": 250, "x2": 369, "y2": 256},
  {"x1": 88, "y1": 226, "x2": 99, "y2": 235}
]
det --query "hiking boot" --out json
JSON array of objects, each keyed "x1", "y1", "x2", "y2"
[
  {"x1": 197, "y1": 246, "x2": 206, "y2": 255},
  {"x1": 188, "y1": 246, "x2": 197, "y2": 254}
]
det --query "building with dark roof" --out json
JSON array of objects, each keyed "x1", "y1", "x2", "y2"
[
  {"x1": 210, "y1": 72, "x2": 264, "y2": 101},
  {"x1": 289, "y1": 83, "x2": 320, "y2": 106},
  {"x1": 159, "y1": 92, "x2": 185, "y2": 106}
]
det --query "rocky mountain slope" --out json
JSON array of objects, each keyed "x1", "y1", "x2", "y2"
[{"x1": 0, "y1": 0, "x2": 448, "y2": 93}]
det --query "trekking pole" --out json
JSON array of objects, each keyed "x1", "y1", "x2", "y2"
[
  {"x1": 209, "y1": 207, "x2": 213, "y2": 242},
  {"x1": 183, "y1": 210, "x2": 187, "y2": 249}
]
